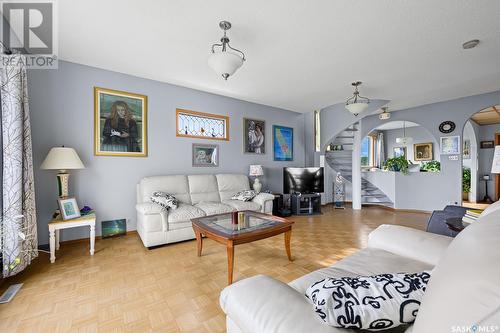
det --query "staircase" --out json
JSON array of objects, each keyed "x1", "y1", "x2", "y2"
[{"x1": 325, "y1": 123, "x2": 393, "y2": 208}]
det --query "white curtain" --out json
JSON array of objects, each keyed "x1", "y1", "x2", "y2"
[
  {"x1": 376, "y1": 132, "x2": 385, "y2": 169},
  {"x1": 1, "y1": 55, "x2": 37, "y2": 278}
]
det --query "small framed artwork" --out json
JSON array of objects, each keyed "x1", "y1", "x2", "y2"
[
  {"x1": 414, "y1": 143, "x2": 433, "y2": 161},
  {"x1": 243, "y1": 118, "x2": 265, "y2": 154},
  {"x1": 57, "y1": 197, "x2": 81, "y2": 220},
  {"x1": 273, "y1": 125, "x2": 294, "y2": 161},
  {"x1": 94, "y1": 87, "x2": 147, "y2": 157},
  {"x1": 440, "y1": 136, "x2": 460, "y2": 155},
  {"x1": 393, "y1": 146, "x2": 407, "y2": 158},
  {"x1": 176, "y1": 109, "x2": 229, "y2": 141},
  {"x1": 102, "y1": 219, "x2": 127, "y2": 238},
  {"x1": 192, "y1": 143, "x2": 219, "y2": 167},
  {"x1": 480, "y1": 140, "x2": 495, "y2": 149},
  {"x1": 463, "y1": 139, "x2": 471, "y2": 159}
]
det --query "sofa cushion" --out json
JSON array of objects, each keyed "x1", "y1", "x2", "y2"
[
  {"x1": 194, "y1": 201, "x2": 234, "y2": 215},
  {"x1": 188, "y1": 175, "x2": 221, "y2": 204},
  {"x1": 167, "y1": 203, "x2": 206, "y2": 224},
  {"x1": 216, "y1": 174, "x2": 251, "y2": 201},
  {"x1": 150, "y1": 191, "x2": 178, "y2": 210},
  {"x1": 305, "y1": 271, "x2": 430, "y2": 330},
  {"x1": 139, "y1": 175, "x2": 191, "y2": 204},
  {"x1": 289, "y1": 247, "x2": 433, "y2": 295},
  {"x1": 223, "y1": 199, "x2": 261, "y2": 212},
  {"x1": 136, "y1": 202, "x2": 163, "y2": 215},
  {"x1": 231, "y1": 190, "x2": 257, "y2": 201}
]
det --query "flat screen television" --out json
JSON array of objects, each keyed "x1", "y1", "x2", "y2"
[{"x1": 283, "y1": 167, "x2": 324, "y2": 194}]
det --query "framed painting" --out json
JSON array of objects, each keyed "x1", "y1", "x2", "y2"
[
  {"x1": 102, "y1": 219, "x2": 127, "y2": 238},
  {"x1": 273, "y1": 125, "x2": 293, "y2": 161},
  {"x1": 480, "y1": 140, "x2": 495, "y2": 149},
  {"x1": 440, "y1": 136, "x2": 460, "y2": 155},
  {"x1": 176, "y1": 109, "x2": 229, "y2": 141},
  {"x1": 192, "y1": 143, "x2": 219, "y2": 167},
  {"x1": 243, "y1": 118, "x2": 265, "y2": 154},
  {"x1": 463, "y1": 139, "x2": 471, "y2": 159},
  {"x1": 414, "y1": 143, "x2": 433, "y2": 161},
  {"x1": 94, "y1": 87, "x2": 147, "y2": 157},
  {"x1": 57, "y1": 197, "x2": 80, "y2": 220},
  {"x1": 393, "y1": 146, "x2": 407, "y2": 158}
]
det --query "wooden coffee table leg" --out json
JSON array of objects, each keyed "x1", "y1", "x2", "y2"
[
  {"x1": 194, "y1": 228, "x2": 203, "y2": 257},
  {"x1": 227, "y1": 241, "x2": 234, "y2": 284},
  {"x1": 284, "y1": 230, "x2": 292, "y2": 261}
]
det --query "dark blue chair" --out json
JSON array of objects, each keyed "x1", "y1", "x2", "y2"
[{"x1": 426, "y1": 205, "x2": 468, "y2": 237}]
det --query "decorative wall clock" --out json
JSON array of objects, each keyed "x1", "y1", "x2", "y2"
[{"x1": 439, "y1": 121, "x2": 456, "y2": 134}]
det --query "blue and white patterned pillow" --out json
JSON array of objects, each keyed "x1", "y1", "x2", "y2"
[
  {"x1": 150, "y1": 191, "x2": 178, "y2": 210},
  {"x1": 305, "y1": 272, "x2": 431, "y2": 331},
  {"x1": 231, "y1": 190, "x2": 257, "y2": 202}
]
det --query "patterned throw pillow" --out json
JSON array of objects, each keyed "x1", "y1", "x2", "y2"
[
  {"x1": 231, "y1": 190, "x2": 257, "y2": 202},
  {"x1": 150, "y1": 191, "x2": 178, "y2": 210},
  {"x1": 305, "y1": 272, "x2": 431, "y2": 331}
]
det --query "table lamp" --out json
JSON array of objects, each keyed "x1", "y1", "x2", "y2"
[
  {"x1": 41, "y1": 147, "x2": 85, "y2": 197},
  {"x1": 249, "y1": 165, "x2": 264, "y2": 193}
]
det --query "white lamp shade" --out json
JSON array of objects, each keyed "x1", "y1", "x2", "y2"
[
  {"x1": 249, "y1": 165, "x2": 264, "y2": 177},
  {"x1": 492, "y1": 146, "x2": 500, "y2": 174},
  {"x1": 396, "y1": 137, "x2": 413, "y2": 145},
  {"x1": 208, "y1": 51, "x2": 244, "y2": 78},
  {"x1": 345, "y1": 102, "x2": 369, "y2": 115},
  {"x1": 41, "y1": 147, "x2": 85, "y2": 170}
]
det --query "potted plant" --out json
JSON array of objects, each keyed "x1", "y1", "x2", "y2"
[
  {"x1": 462, "y1": 167, "x2": 471, "y2": 201},
  {"x1": 383, "y1": 156, "x2": 409, "y2": 175},
  {"x1": 420, "y1": 160, "x2": 441, "y2": 172}
]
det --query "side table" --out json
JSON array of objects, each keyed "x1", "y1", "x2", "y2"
[{"x1": 48, "y1": 212, "x2": 96, "y2": 263}]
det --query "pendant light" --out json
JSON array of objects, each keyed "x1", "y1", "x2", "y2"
[
  {"x1": 345, "y1": 81, "x2": 370, "y2": 116},
  {"x1": 396, "y1": 121, "x2": 413, "y2": 145},
  {"x1": 208, "y1": 21, "x2": 246, "y2": 80},
  {"x1": 379, "y1": 107, "x2": 391, "y2": 120}
]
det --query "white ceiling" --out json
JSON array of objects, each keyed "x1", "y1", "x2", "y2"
[
  {"x1": 59, "y1": 0, "x2": 500, "y2": 113},
  {"x1": 375, "y1": 121, "x2": 420, "y2": 131}
]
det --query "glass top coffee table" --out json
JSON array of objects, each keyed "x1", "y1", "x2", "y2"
[{"x1": 191, "y1": 211, "x2": 294, "y2": 284}]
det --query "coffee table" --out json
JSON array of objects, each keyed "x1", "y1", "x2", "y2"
[{"x1": 191, "y1": 211, "x2": 294, "y2": 284}]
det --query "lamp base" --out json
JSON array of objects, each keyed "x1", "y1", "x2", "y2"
[
  {"x1": 253, "y1": 178, "x2": 262, "y2": 193},
  {"x1": 57, "y1": 171, "x2": 70, "y2": 198}
]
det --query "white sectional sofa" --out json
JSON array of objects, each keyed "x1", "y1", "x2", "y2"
[
  {"x1": 136, "y1": 173, "x2": 274, "y2": 247},
  {"x1": 220, "y1": 200, "x2": 500, "y2": 333}
]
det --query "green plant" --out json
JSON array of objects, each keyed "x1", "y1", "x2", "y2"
[
  {"x1": 420, "y1": 160, "x2": 441, "y2": 172},
  {"x1": 462, "y1": 167, "x2": 471, "y2": 193},
  {"x1": 383, "y1": 156, "x2": 409, "y2": 175}
]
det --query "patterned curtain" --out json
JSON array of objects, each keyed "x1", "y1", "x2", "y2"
[{"x1": 1, "y1": 55, "x2": 37, "y2": 278}]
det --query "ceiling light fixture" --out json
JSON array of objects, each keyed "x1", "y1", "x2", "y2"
[
  {"x1": 345, "y1": 81, "x2": 370, "y2": 116},
  {"x1": 379, "y1": 107, "x2": 391, "y2": 120},
  {"x1": 208, "y1": 21, "x2": 246, "y2": 80},
  {"x1": 462, "y1": 39, "x2": 480, "y2": 49},
  {"x1": 396, "y1": 121, "x2": 413, "y2": 145}
]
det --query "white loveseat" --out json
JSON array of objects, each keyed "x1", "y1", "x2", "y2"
[
  {"x1": 136, "y1": 174, "x2": 274, "y2": 247},
  {"x1": 220, "y1": 200, "x2": 500, "y2": 333}
]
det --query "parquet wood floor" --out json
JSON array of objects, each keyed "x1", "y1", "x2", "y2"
[{"x1": 0, "y1": 206, "x2": 428, "y2": 333}]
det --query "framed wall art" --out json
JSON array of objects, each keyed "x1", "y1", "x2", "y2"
[
  {"x1": 440, "y1": 136, "x2": 460, "y2": 155},
  {"x1": 273, "y1": 125, "x2": 293, "y2": 161},
  {"x1": 414, "y1": 143, "x2": 433, "y2": 161},
  {"x1": 192, "y1": 143, "x2": 219, "y2": 167},
  {"x1": 94, "y1": 87, "x2": 147, "y2": 157},
  {"x1": 176, "y1": 109, "x2": 229, "y2": 141},
  {"x1": 243, "y1": 118, "x2": 265, "y2": 154},
  {"x1": 393, "y1": 146, "x2": 407, "y2": 158},
  {"x1": 463, "y1": 139, "x2": 471, "y2": 159},
  {"x1": 481, "y1": 140, "x2": 495, "y2": 149},
  {"x1": 102, "y1": 219, "x2": 127, "y2": 238}
]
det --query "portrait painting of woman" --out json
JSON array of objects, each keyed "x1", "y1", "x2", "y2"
[
  {"x1": 94, "y1": 87, "x2": 147, "y2": 157},
  {"x1": 244, "y1": 118, "x2": 265, "y2": 154}
]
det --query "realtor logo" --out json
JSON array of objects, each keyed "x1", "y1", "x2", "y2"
[{"x1": 0, "y1": 0, "x2": 57, "y2": 68}]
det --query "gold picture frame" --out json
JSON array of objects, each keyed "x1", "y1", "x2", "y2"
[
  {"x1": 176, "y1": 108, "x2": 229, "y2": 141},
  {"x1": 94, "y1": 87, "x2": 148, "y2": 157},
  {"x1": 414, "y1": 142, "x2": 433, "y2": 161}
]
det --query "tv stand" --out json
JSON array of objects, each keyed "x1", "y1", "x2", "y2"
[{"x1": 291, "y1": 193, "x2": 321, "y2": 215}]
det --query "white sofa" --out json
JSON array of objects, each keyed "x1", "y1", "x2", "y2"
[
  {"x1": 136, "y1": 173, "x2": 274, "y2": 247},
  {"x1": 220, "y1": 200, "x2": 500, "y2": 333}
]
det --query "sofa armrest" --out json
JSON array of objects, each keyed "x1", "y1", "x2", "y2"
[
  {"x1": 252, "y1": 193, "x2": 274, "y2": 213},
  {"x1": 220, "y1": 275, "x2": 337, "y2": 333},
  {"x1": 368, "y1": 225, "x2": 452, "y2": 266},
  {"x1": 136, "y1": 202, "x2": 164, "y2": 215}
]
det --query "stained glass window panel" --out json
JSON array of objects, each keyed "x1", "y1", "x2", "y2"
[{"x1": 176, "y1": 109, "x2": 229, "y2": 140}]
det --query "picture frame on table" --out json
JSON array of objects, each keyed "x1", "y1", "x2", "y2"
[{"x1": 57, "y1": 197, "x2": 81, "y2": 220}]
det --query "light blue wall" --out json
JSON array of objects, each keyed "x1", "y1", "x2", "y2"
[{"x1": 29, "y1": 61, "x2": 306, "y2": 245}]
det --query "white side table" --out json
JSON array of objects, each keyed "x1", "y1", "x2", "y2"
[{"x1": 48, "y1": 212, "x2": 96, "y2": 263}]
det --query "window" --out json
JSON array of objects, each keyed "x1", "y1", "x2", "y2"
[
  {"x1": 361, "y1": 136, "x2": 376, "y2": 167},
  {"x1": 314, "y1": 110, "x2": 321, "y2": 152}
]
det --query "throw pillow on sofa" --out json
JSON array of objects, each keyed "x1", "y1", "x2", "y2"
[
  {"x1": 231, "y1": 190, "x2": 257, "y2": 202},
  {"x1": 305, "y1": 271, "x2": 431, "y2": 331},
  {"x1": 150, "y1": 191, "x2": 178, "y2": 210}
]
